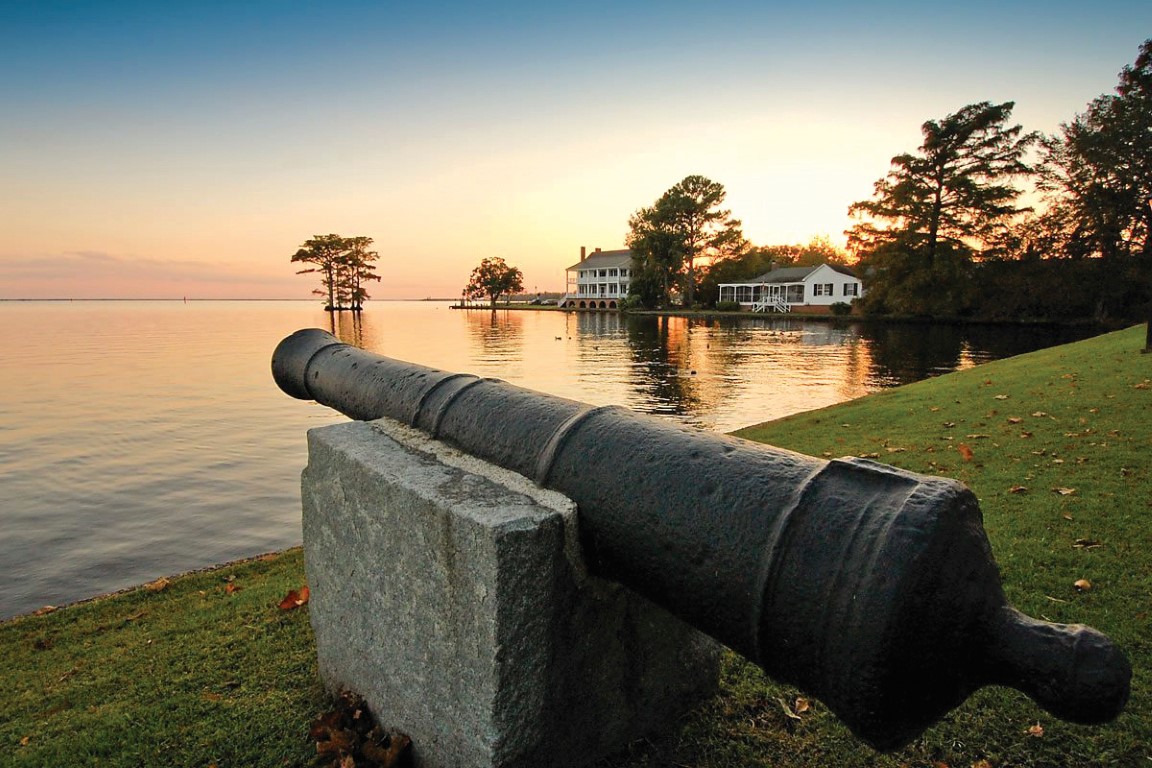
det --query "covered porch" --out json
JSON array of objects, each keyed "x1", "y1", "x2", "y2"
[{"x1": 718, "y1": 282, "x2": 806, "y2": 312}]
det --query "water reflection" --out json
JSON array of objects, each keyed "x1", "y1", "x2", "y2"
[
  {"x1": 0, "y1": 300, "x2": 1104, "y2": 618},
  {"x1": 859, "y1": 323, "x2": 967, "y2": 386},
  {"x1": 329, "y1": 309, "x2": 366, "y2": 347},
  {"x1": 331, "y1": 305, "x2": 1099, "y2": 433},
  {"x1": 464, "y1": 309, "x2": 525, "y2": 363},
  {"x1": 623, "y1": 315, "x2": 701, "y2": 417}
]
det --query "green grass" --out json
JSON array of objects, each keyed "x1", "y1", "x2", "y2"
[
  {"x1": 604, "y1": 325, "x2": 1152, "y2": 768},
  {"x1": 1, "y1": 552, "x2": 324, "y2": 767},
  {"x1": 4, "y1": 326, "x2": 1150, "y2": 767}
]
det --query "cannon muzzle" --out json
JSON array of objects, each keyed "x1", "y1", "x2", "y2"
[{"x1": 273, "y1": 328, "x2": 1130, "y2": 750}]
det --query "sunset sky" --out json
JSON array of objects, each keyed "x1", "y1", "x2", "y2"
[{"x1": 2, "y1": 1, "x2": 1149, "y2": 300}]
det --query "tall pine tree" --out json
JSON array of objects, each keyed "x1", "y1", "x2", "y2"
[{"x1": 847, "y1": 102, "x2": 1037, "y2": 316}]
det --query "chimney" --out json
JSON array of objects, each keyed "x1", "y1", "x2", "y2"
[
  {"x1": 580, "y1": 246, "x2": 586, "y2": 262},
  {"x1": 594, "y1": 247, "x2": 602, "y2": 253}
]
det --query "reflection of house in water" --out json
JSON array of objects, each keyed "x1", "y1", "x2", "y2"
[
  {"x1": 558, "y1": 247, "x2": 632, "y2": 309},
  {"x1": 718, "y1": 264, "x2": 862, "y2": 313}
]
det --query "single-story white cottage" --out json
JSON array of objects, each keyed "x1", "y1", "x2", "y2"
[
  {"x1": 718, "y1": 263, "x2": 862, "y2": 313},
  {"x1": 558, "y1": 247, "x2": 632, "y2": 309}
]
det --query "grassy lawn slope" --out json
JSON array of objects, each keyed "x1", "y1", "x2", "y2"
[{"x1": 3, "y1": 326, "x2": 1149, "y2": 767}]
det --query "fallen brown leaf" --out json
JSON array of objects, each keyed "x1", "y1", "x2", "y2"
[
  {"x1": 971, "y1": 760, "x2": 993, "y2": 768},
  {"x1": 1052, "y1": 487, "x2": 1077, "y2": 496},
  {"x1": 311, "y1": 691, "x2": 412, "y2": 768},
  {"x1": 1027, "y1": 722, "x2": 1045, "y2": 737},
  {"x1": 994, "y1": 394, "x2": 1009, "y2": 400},
  {"x1": 1008, "y1": 485, "x2": 1029, "y2": 494},
  {"x1": 32, "y1": 605, "x2": 57, "y2": 616},
  {"x1": 794, "y1": 697, "x2": 811, "y2": 714},
  {"x1": 1073, "y1": 539, "x2": 1101, "y2": 549},
  {"x1": 145, "y1": 577, "x2": 170, "y2": 593},
  {"x1": 1074, "y1": 579, "x2": 1092, "y2": 592},
  {"x1": 1007, "y1": 416, "x2": 1023, "y2": 424},
  {"x1": 225, "y1": 583, "x2": 240, "y2": 595},
  {"x1": 777, "y1": 697, "x2": 802, "y2": 721},
  {"x1": 279, "y1": 585, "x2": 311, "y2": 611},
  {"x1": 958, "y1": 443, "x2": 974, "y2": 461}
]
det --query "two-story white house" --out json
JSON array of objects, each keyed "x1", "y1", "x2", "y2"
[
  {"x1": 558, "y1": 247, "x2": 632, "y2": 309},
  {"x1": 717, "y1": 263, "x2": 863, "y2": 313}
]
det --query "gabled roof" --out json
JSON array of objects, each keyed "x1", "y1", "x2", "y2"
[
  {"x1": 566, "y1": 249, "x2": 633, "y2": 271},
  {"x1": 742, "y1": 263, "x2": 860, "y2": 284},
  {"x1": 749, "y1": 266, "x2": 821, "y2": 284}
]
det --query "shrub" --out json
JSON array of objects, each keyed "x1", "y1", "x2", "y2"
[
  {"x1": 618, "y1": 294, "x2": 645, "y2": 312},
  {"x1": 830, "y1": 301, "x2": 852, "y2": 316},
  {"x1": 715, "y1": 300, "x2": 742, "y2": 312}
]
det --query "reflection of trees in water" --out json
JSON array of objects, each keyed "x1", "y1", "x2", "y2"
[
  {"x1": 859, "y1": 322, "x2": 1100, "y2": 386},
  {"x1": 704, "y1": 317, "x2": 873, "y2": 405},
  {"x1": 463, "y1": 309, "x2": 525, "y2": 362},
  {"x1": 957, "y1": 324, "x2": 1098, "y2": 362},
  {"x1": 622, "y1": 314, "x2": 701, "y2": 419},
  {"x1": 860, "y1": 323, "x2": 966, "y2": 386},
  {"x1": 330, "y1": 311, "x2": 366, "y2": 348}
]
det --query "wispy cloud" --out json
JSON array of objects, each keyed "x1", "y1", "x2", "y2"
[{"x1": 0, "y1": 250, "x2": 304, "y2": 299}]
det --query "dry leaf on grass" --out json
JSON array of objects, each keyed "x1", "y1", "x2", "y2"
[
  {"x1": 1027, "y1": 722, "x2": 1045, "y2": 737},
  {"x1": 777, "y1": 697, "x2": 803, "y2": 721},
  {"x1": 1074, "y1": 579, "x2": 1093, "y2": 592},
  {"x1": 1052, "y1": 487, "x2": 1077, "y2": 496},
  {"x1": 145, "y1": 577, "x2": 170, "y2": 593},
  {"x1": 279, "y1": 585, "x2": 310, "y2": 611}
]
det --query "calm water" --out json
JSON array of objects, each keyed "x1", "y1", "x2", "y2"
[{"x1": 0, "y1": 300, "x2": 1097, "y2": 619}]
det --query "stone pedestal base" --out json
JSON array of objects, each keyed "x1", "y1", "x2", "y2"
[{"x1": 301, "y1": 418, "x2": 719, "y2": 768}]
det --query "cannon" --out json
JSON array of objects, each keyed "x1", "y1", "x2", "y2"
[{"x1": 273, "y1": 328, "x2": 1130, "y2": 751}]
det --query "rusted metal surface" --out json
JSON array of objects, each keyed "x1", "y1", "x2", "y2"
[{"x1": 273, "y1": 328, "x2": 1130, "y2": 750}]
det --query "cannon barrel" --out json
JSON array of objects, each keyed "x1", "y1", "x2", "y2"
[{"x1": 273, "y1": 328, "x2": 1130, "y2": 750}]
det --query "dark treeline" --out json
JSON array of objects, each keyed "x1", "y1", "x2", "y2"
[
  {"x1": 846, "y1": 40, "x2": 1151, "y2": 322},
  {"x1": 628, "y1": 40, "x2": 1152, "y2": 324}
]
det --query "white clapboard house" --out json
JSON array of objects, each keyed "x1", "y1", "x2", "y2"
[{"x1": 717, "y1": 264, "x2": 862, "y2": 313}]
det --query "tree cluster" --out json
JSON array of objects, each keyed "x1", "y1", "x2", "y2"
[
  {"x1": 848, "y1": 39, "x2": 1152, "y2": 320},
  {"x1": 627, "y1": 175, "x2": 747, "y2": 309},
  {"x1": 625, "y1": 178, "x2": 856, "y2": 310},
  {"x1": 463, "y1": 256, "x2": 524, "y2": 308},
  {"x1": 291, "y1": 234, "x2": 381, "y2": 311}
]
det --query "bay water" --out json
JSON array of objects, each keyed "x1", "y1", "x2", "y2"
[{"x1": 0, "y1": 300, "x2": 1095, "y2": 619}]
